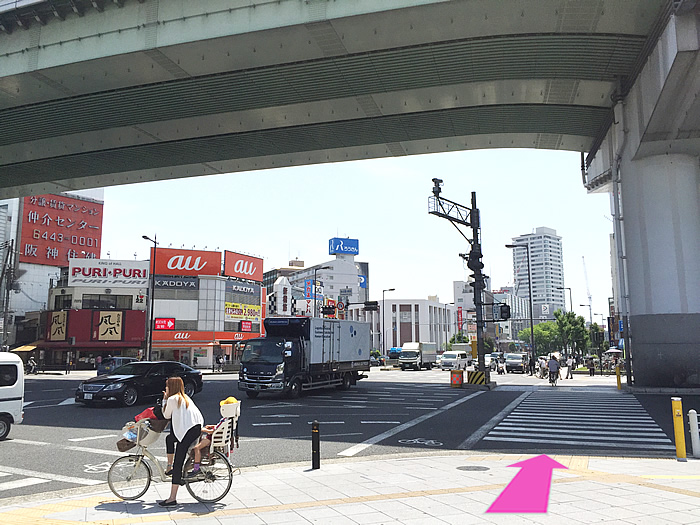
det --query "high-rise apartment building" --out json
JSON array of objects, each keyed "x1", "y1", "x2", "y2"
[{"x1": 510, "y1": 227, "x2": 565, "y2": 321}]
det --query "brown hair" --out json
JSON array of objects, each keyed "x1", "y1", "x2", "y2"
[{"x1": 165, "y1": 376, "x2": 189, "y2": 408}]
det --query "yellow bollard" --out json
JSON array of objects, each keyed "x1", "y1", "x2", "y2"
[
  {"x1": 671, "y1": 397, "x2": 687, "y2": 461},
  {"x1": 616, "y1": 366, "x2": 621, "y2": 390}
]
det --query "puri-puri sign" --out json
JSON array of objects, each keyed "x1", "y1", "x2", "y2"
[{"x1": 69, "y1": 259, "x2": 149, "y2": 287}]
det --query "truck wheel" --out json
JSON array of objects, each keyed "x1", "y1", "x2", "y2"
[
  {"x1": 338, "y1": 373, "x2": 352, "y2": 390},
  {"x1": 0, "y1": 415, "x2": 11, "y2": 440},
  {"x1": 288, "y1": 379, "x2": 302, "y2": 399},
  {"x1": 246, "y1": 391, "x2": 259, "y2": 399},
  {"x1": 426, "y1": 363, "x2": 432, "y2": 370}
]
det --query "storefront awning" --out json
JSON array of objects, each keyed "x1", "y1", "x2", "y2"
[{"x1": 12, "y1": 343, "x2": 38, "y2": 353}]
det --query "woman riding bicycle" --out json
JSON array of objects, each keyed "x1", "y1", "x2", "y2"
[
  {"x1": 547, "y1": 355, "x2": 560, "y2": 385},
  {"x1": 160, "y1": 376, "x2": 204, "y2": 507}
]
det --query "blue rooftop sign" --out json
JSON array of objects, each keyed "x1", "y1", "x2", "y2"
[{"x1": 329, "y1": 238, "x2": 359, "y2": 255}]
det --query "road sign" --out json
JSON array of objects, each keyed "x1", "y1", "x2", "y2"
[
  {"x1": 155, "y1": 318, "x2": 175, "y2": 330},
  {"x1": 337, "y1": 301, "x2": 345, "y2": 311}
]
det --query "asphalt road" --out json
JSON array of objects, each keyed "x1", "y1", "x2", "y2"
[{"x1": 0, "y1": 367, "x2": 693, "y2": 502}]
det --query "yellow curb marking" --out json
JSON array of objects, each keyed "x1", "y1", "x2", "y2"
[{"x1": 1, "y1": 455, "x2": 697, "y2": 525}]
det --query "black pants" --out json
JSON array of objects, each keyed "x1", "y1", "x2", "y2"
[{"x1": 165, "y1": 425, "x2": 201, "y2": 485}]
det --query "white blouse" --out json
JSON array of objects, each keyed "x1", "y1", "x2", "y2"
[{"x1": 163, "y1": 394, "x2": 204, "y2": 442}]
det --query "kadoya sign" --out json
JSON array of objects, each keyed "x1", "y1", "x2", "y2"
[
  {"x1": 152, "y1": 248, "x2": 222, "y2": 277},
  {"x1": 69, "y1": 259, "x2": 149, "y2": 287},
  {"x1": 224, "y1": 251, "x2": 263, "y2": 282}
]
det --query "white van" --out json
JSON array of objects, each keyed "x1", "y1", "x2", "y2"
[
  {"x1": 440, "y1": 351, "x2": 469, "y2": 370},
  {"x1": 0, "y1": 352, "x2": 24, "y2": 440}
]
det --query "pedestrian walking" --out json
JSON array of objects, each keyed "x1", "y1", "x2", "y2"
[
  {"x1": 538, "y1": 356, "x2": 547, "y2": 378},
  {"x1": 215, "y1": 354, "x2": 223, "y2": 373},
  {"x1": 587, "y1": 357, "x2": 595, "y2": 377},
  {"x1": 528, "y1": 355, "x2": 536, "y2": 376},
  {"x1": 566, "y1": 355, "x2": 574, "y2": 379}
]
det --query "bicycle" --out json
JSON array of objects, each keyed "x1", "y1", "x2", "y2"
[
  {"x1": 108, "y1": 415, "x2": 236, "y2": 503},
  {"x1": 548, "y1": 370, "x2": 558, "y2": 386}
]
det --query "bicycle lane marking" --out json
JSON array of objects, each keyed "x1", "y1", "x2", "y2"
[{"x1": 337, "y1": 390, "x2": 484, "y2": 457}]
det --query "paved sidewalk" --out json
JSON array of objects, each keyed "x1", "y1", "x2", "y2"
[{"x1": 1, "y1": 452, "x2": 698, "y2": 524}]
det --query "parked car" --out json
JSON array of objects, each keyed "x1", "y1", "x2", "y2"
[
  {"x1": 97, "y1": 356, "x2": 138, "y2": 376},
  {"x1": 76, "y1": 361, "x2": 203, "y2": 407},
  {"x1": 440, "y1": 351, "x2": 469, "y2": 370},
  {"x1": 505, "y1": 353, "x2": 528, "y2": 373}
]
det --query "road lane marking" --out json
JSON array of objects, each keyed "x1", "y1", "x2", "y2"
[
  {"x1": 0, "y1": 478, "x2": 50, "y2": 491},
  {"x1": 22, "y1": 401, "x2": 34, "y2": 407},
  {"x1": 0, "y1": 465, "x2": 102, "y2": 486},
  {"x1": 458, "y1": 392, "x2": 530, "y2": 450},
  {"x1": 307, "y1": 421, "x2": 344, "y2": 424},
  {"x1": 260, "y1": 414, "x2": 299, "y2": 418},
  {"x1": 9, "y1": 439, "x2": 50, "y2": 446},
  {"x1": 360, "y1": 421, "x2": 401, "y2": 424},
  {"x1": 58, "y1": 398, "x2": 76, "y2": 406},
  {"x1": 67, "y1": 434, "x2": 118, "y2": 442},
  {"x1": 338, "y1": 391, "x2": 484, "y2": 457},
  {"x1": 251, "y1": 422, "x2": 292, "y2": 427},
  {"x1": 64, "y1": 446, "x2": 127, "y2": 458}
]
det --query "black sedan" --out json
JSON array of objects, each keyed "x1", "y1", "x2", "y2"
[{"x1": 75, "y1": 361, "x2": 203, "y2": 407}]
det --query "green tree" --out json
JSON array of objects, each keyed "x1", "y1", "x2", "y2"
[
  {"x1": 570, "y1": 315, "x2": 590, "y2": 354},
  {"x1": 446, "y1": 332, "x2": 469, "y2": 352},
  {"x1": 518, "y1": 321, "x2": 561, "y2": 356},
  {"x1": 484, "y1": 336, "x2": 495, "y2": 353},
  {"x1": 508, "y1": 342, "x2": 517, "y2": 352},
  {"x1": 553, "y1": 309, "x2": 577, "y2": 353}
]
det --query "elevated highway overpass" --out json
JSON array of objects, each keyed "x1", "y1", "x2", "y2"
[{"x1": 0, "y1": 0, "x2": 698, "y2": 388}]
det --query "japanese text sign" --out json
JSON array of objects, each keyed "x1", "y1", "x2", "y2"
[
  {"x1": 20, "y1": 195, "x2": 103, "y2": 266},
  {"x1": 97, "y1": 311, "x2": 122, "y2": 341},
  {"x1": 48, "y1": 311, "x2": 67, "y2": 341}
]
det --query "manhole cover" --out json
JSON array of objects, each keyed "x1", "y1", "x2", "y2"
[{"x1": 457, "y1": 466, "x2": 490, "y2": 472}]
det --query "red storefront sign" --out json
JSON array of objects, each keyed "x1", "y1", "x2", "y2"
[
  {"x1": 223, "y1": 251, "x2": 263, "y2": 282},
  {"x1": 241, "y1": 320, "x2": 252, "y2": 332},
  {"x1": 20, "y1": 195, "x2": 103, "y2": 265},
  {"x1": 152, "y1": 330, "x2": 260, "y2": 346},
  {"x1": 155, "y1": 318, "x2": 175, "y2": 330},
  {"x1": 151, "y1": 248, "x2": 221, "y2": 276}
]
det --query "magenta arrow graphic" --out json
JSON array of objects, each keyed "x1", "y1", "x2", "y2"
[{"x1": 486, "y1": 455, "x2": 567, "y2": 513}]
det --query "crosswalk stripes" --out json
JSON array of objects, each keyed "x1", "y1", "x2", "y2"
[{"x1": 482, "y1": 390, "x2": 676, "y2": 451}]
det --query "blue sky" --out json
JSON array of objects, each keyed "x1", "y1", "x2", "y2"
[{"x1": 101, "y1": 148, "x2": 613, "y2": 325}]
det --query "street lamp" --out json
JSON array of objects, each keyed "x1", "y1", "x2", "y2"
[
  {"x1": 382, "y1": 288, "x2": 395, "y2": 355},
  {"x1": 580, "y1": 304, "x2": 593, "y2": 326},
  {"x1": 594, "y1": 313, "x2": 606, "y2": 329},
  {"x1": 506, "y1": 243, "x2": 535, "y2": 360},
  {"x1": 142, "y1": 235, "x2": 158, "y2": 361},
  {"x1": 313, "y1": 265, "x2": 331, "y2": 317},
  {"x1": 556, "y1": 286, "x2": 573, "y2": 312}
]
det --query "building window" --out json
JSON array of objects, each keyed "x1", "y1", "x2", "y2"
[
  {"x1": 54, "y1": 294, "x2": 72, "y2": 310},
  {"x1": 82, "y1": 294, "x2": 133, "y2": 309}
]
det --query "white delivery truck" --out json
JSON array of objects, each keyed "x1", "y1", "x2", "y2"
[
  {"x1": 238, "y1": 316, "x2": 371, "y2": 398},
  {"x1": 445, "y1": 343, "x2": 473, "y2": 368},
  {"x1": 0, "y1": 352, "x2": 24, "y2": 440},
  {"x1": 399, "y1": 342, "x2": 437, "y2": 370}
]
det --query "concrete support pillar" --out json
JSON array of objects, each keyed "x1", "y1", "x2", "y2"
[{"x1": 621, "y1": 153, "x2": 700, "y2": 387}]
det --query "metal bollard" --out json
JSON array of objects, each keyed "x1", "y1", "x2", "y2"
[
  {"x1": 671, "y1": 397, "x2": 687, "y2": 461},
  {"x1": 689, "y1": 410, "x2": 700, "y2": 459},
  {"x1": 311, "y1": 420, "x2": 320, "y2": 469}
]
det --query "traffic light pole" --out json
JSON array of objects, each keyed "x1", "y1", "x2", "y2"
[{"x1": 429, "y1": 182, "x2": 490, "y2": 385}]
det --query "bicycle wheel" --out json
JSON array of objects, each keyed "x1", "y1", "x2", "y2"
[
  {"x1": 108, "y1": 455, "x2": 152, "y2": 500},
  {"x1": 184, "y1": 450, "x2": 233, "y2": 503}
]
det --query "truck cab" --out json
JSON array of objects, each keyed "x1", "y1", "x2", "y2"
[{"x1": 238, "y1": 316, "x2": 370, "y2": 399}]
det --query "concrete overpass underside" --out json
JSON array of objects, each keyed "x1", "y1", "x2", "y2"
[
  {"x1": 0, "y1": 0, "x2": 670, "y2": 197},
  {"x1": 1, "y1": 0, "x2": 699, "y2": 388}
]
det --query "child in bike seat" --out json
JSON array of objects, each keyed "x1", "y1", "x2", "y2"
[{"x1": 187, "y1": 397, "x2": 239, "y2": 477}]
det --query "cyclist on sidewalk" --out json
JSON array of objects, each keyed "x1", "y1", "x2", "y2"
[{"x1": 547, "y1": 355, "x2": 560, "y2": 384}]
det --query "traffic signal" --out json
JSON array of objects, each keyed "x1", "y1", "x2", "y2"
[
  {"x1": 363, "y1": 301, "x2": 379, "y2": 311},
  {"x1": 466, "y1": 244, "x2": 484, "y2": 271},
  {"x1": 469, "y1": 273, "x2": 487, "y2": 290},
  {"x1": 499, "y1": 304, "x2": 511, "y2": 320}
]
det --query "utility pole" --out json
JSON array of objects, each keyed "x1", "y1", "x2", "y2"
[
  {"x1": 429, "y1": 180, "x2": 489, "y2": 384},
  {"x1": 0, "y1": 240, "x2": 14, "y2": 351}
]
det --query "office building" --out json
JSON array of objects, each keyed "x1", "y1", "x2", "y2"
[{"x1": 510, "y1": 227, "x2": 565, "y2": 322}]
